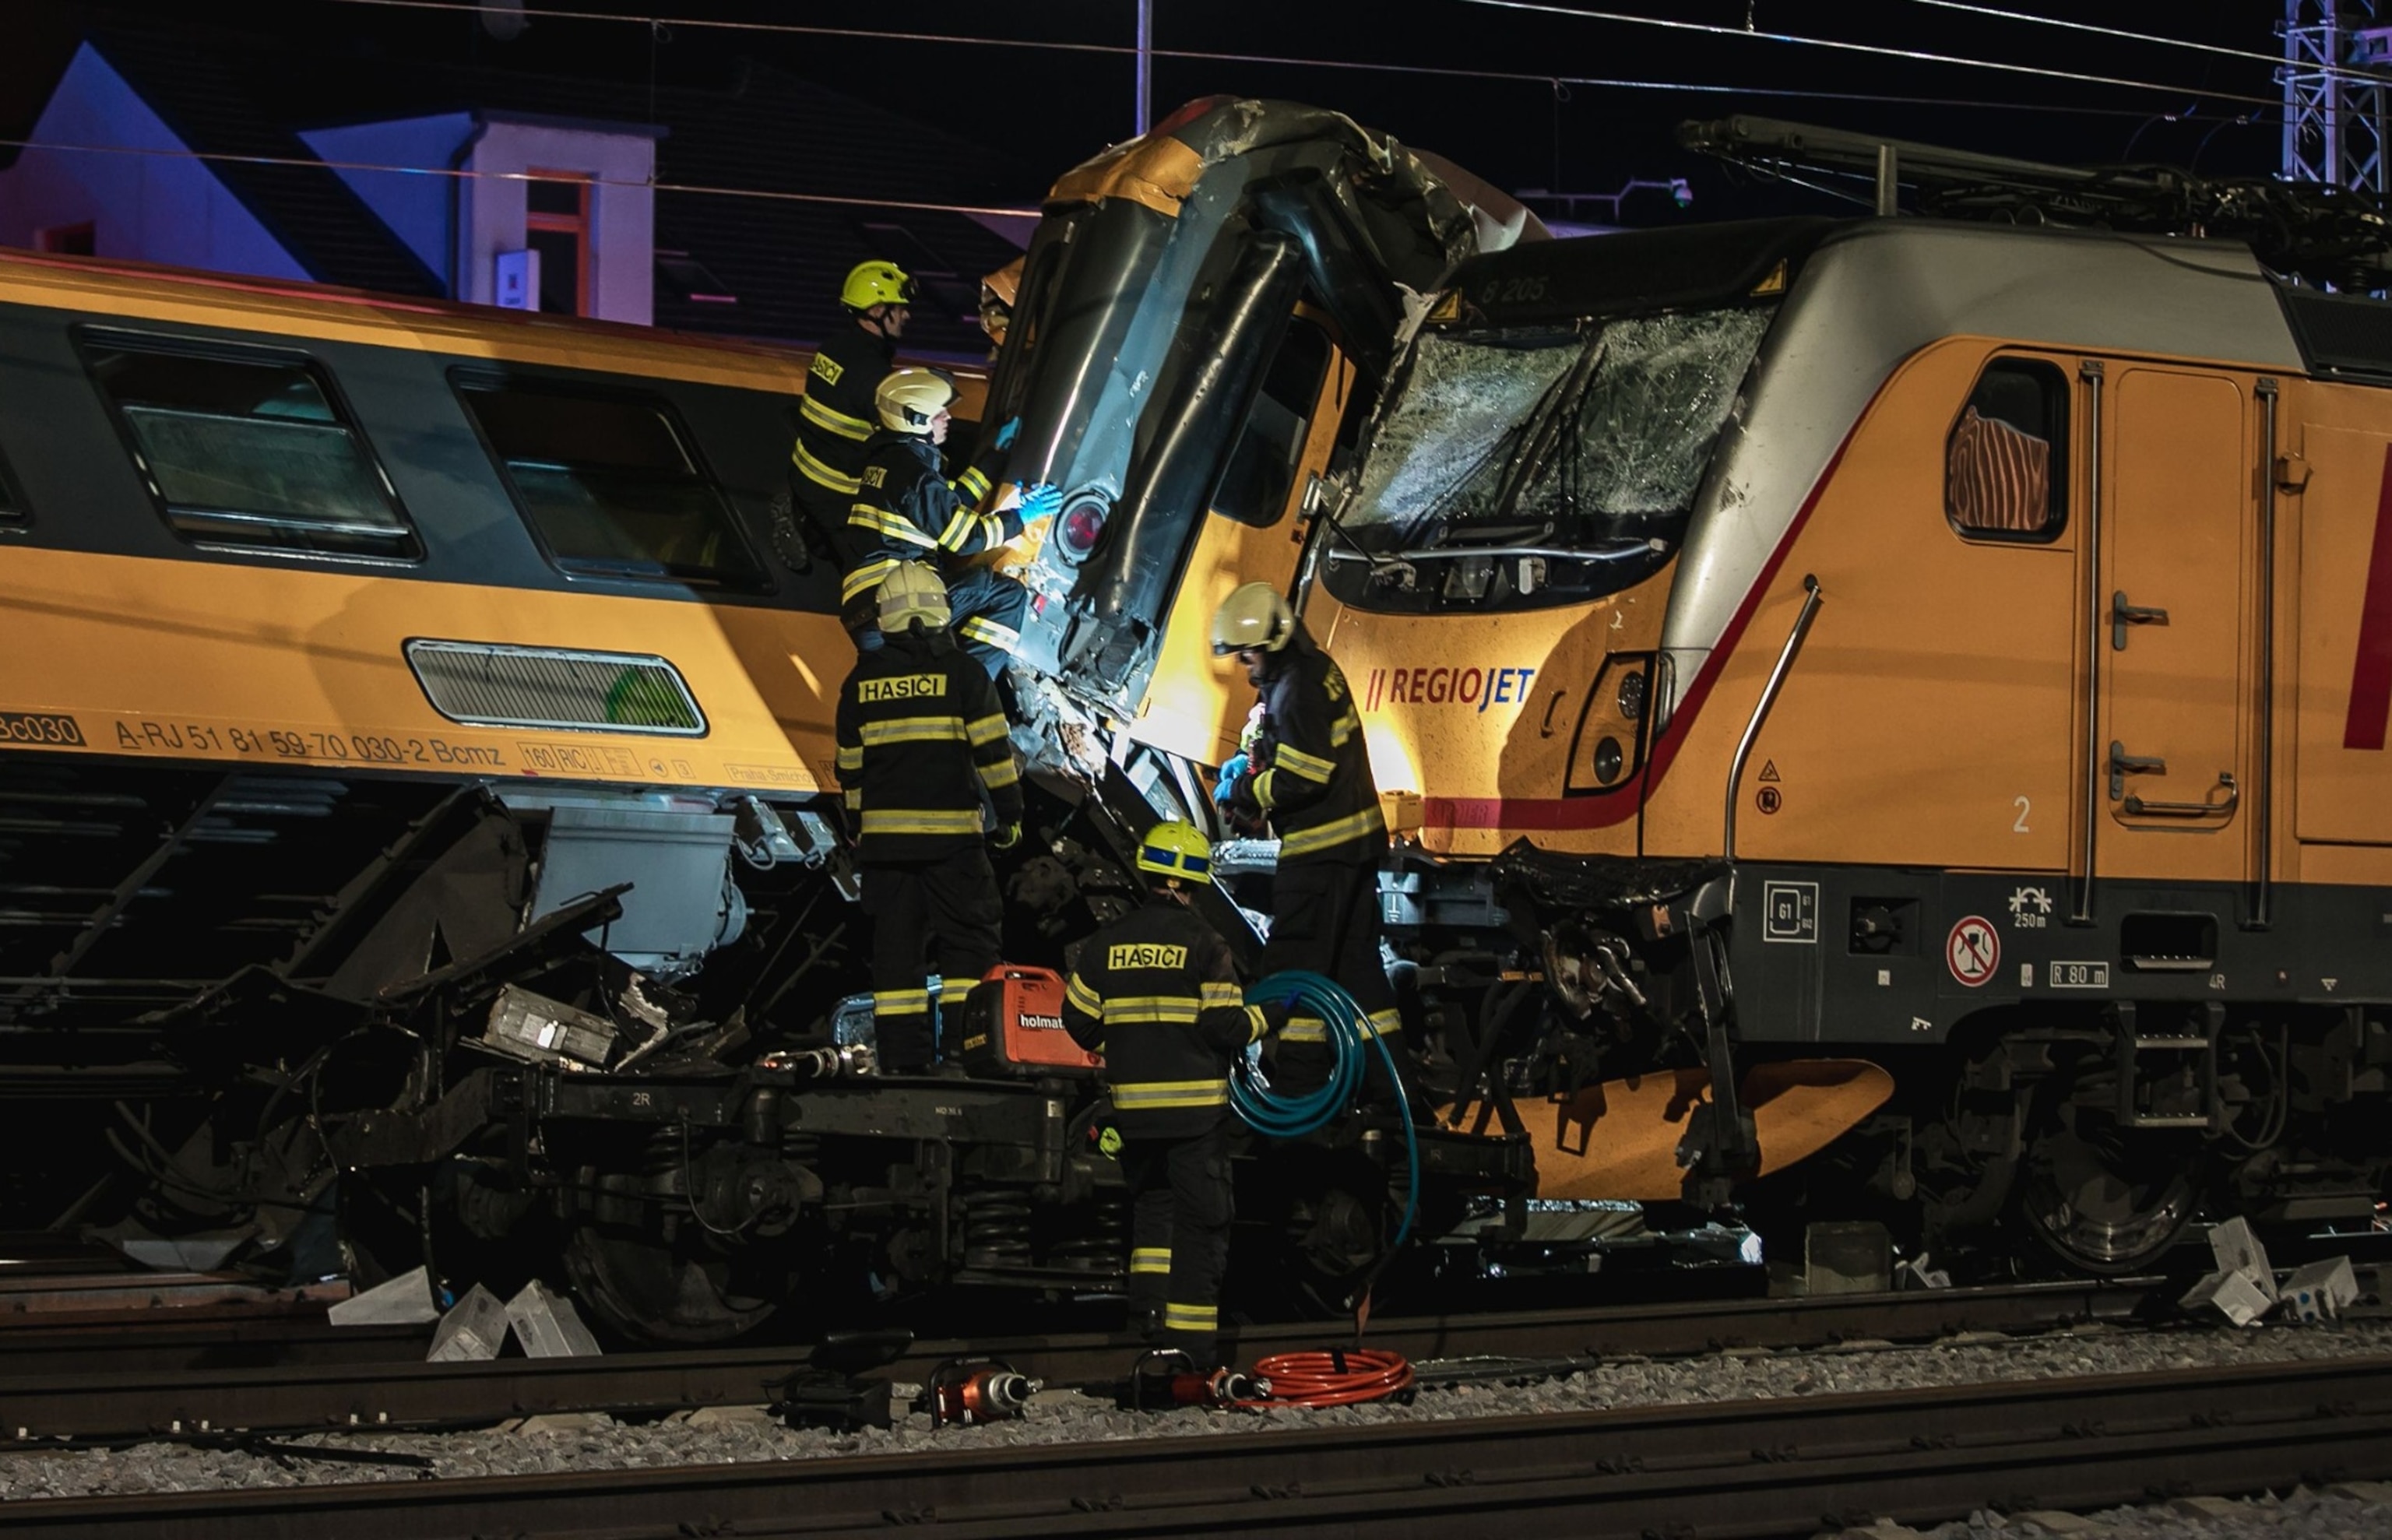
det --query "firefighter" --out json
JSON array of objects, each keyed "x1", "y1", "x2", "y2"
[
  {"x1": 1210, "y1": 582, "x2": 1421, "y2": 1113},
  {"x1": 845, "y1": 367, "x2": 1060, "y2": 677},
  {"x1": 789, "y1": 261, "x2": 962, "y2": 568},
  {"x1": 1061, "y1": 820, "x2": 1279, "y2": 1366},
  {"x1": 834, "y1": 562, "x2": 1023, "y2": 1073}
]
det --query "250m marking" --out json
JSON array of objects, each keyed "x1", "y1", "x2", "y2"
[{"x1": 0, "y1": 712, "x2": 84, "y2": 747}]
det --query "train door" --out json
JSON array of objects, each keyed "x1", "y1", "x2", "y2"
[
  {"x1": 2095, "y1": 364, "x2": 2250, "y2": 883},
  {"x1": 1126, "y1": 315, "x2": 1353, "y2": 767},
  {"x1": 2292, "y1": 410, "x2": 2392, "y2": 845}
]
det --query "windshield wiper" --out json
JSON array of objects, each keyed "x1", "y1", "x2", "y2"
[
  {"x1": 1486, "y1": 333, "x2": 1606, "y2": 526},
  {"x1": 1328, "y1": 538, "x2": 1662, "y2": 564}
]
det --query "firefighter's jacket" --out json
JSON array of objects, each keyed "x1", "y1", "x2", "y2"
[
  {"x1": 792, "y1": 332, "x2": 996, "y2": 521},
  {"x1": 833, "y1": 630, "x2": 1022, "y2": 863},
  {"x1": 792, "y1": 327, "x2": 896, "y2": 507},
  {"x1": 1062, "y1": 900, "x2": 1268, "y2": 1138},
  {"x1": 842, "y1": 434, "x2": 1014, "y2": 604},
  {"x1": 1253, "y1": 628, "x2": 1386, "y2": 864}
]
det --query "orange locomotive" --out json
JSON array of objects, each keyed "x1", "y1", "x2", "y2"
[
  {"x1": 1312, "y1": 167, "x2": 2392, "y2": 1274},
  {"x1": 989, "y1": 107, "x2": 2392, "y2": 1276}
]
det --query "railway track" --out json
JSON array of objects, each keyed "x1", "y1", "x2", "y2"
[
  {"x1": 8, "y1": 1352, "x2": 2391, "y2": 1538},
  {"x1": 2, "y1": 1277, "x2": 2162, "y2": 1440}
]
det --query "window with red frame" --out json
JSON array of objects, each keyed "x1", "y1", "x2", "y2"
[{"x1": 525, "y1": 176, "x2": 589, "y2": 316}]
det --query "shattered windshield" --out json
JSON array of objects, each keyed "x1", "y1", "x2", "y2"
[{"x1": 1326, "y1": 306, "x2": 1772, "y2": 612}]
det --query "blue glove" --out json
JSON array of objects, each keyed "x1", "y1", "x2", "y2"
[
  {"x1": 1214, "y1": 752, "x2": 1250, "y2": 806},
  {"x1": 1016, "y1": 483, "x2": 1063, "y2": 524},
  {"x1": 993, "y1": 417, "x2": 1021, "y2": 451}
]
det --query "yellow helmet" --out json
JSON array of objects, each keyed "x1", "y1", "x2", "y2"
[
  {"x1": 842, "y1": 260, "x2": 916, "y2": 313},
  {"x1": 876, "y1": 367, "x2": 957, "y2": 433},
  {"x1": 1209, "y1": 582, "x2": 1295, "y2": 656},
  {"x1": 1135, "y1": 820, "x2": 1213, "y2": 883},
  {"x1": 876, "y1": 561, "x2": 951, "y2": 633}
]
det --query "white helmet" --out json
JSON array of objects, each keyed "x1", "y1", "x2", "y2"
[
  {"x1": 878, "y1": 561, "x2": 951, "y2": 633},
  {"x1": 1209, "y1": 582, "x2": 1295, "y2": 655},
  {"x1": 876, "y1": 367, "x2": 956, "y2": 433}
]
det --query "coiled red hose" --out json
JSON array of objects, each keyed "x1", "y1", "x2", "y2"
[{"x1": 1244, "y1": 1348, "x2": 1414, "y2": 1408}]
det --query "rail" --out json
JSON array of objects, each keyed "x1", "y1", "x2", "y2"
[
  {"x1": 12, "y1": 1351, "x2": 2392, "y2": 1539},
  {"x1": 0, "y1": 1277, "x2": 2159, "y2": 1441}
]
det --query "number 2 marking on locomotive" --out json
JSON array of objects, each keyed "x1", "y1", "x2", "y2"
[{"x1": 2013, "y1": 796, "x2": 2031, "y2": 834}]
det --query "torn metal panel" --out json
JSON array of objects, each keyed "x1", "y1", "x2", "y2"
[{"x1": 983, "y1": 98, "x2": 1487, "y2": 724}]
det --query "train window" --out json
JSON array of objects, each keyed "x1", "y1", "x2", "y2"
[
  {"x1": 82, "y1": 336, "x2": 417, "y2": 559},
  {"x1": 1946, "y1": 359, "x2": 2067, "y2": 542},
  {"x1": 456, "y1": 379, "x2": 766, "y2": 587},
  {"x1": 1212, "y1": 319, "x2": 1333, "y2": 528}
]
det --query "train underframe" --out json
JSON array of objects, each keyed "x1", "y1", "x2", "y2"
[
  {"x1": 1380, "y1": 841, "x2": 2392, "y2": 1279},
  {"x1": 0, "y1": 754, "x2": 1529, "y2": 1343},
  {"x1": 16, "y1": 740, "x2": 2386, "y2": 1335}
]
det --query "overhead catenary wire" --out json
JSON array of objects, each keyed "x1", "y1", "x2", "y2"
[
  {"x1": 1455, "y1": 0, "x2": 2286, "y2": 111},
  {"x1": 0, "y1": 81, "x2": 2274, "y2": 227},
  {"x1": 1906, "y1": 0, "x2": 2384, "y2": 87},
  {"x1": 0, "y1": 0, "x2": 2283, "y2": 224},
  {"x1": 296, "y1": 0, "x2": 2274, "y2": 123},
  {"x1": 0, "y1": 135, "x2": 1043, "y2": 222}
]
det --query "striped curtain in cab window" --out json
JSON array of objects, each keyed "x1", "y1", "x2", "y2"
[{"x1": 1946, "y1": 406, "x2": 2050, "y2": 535}]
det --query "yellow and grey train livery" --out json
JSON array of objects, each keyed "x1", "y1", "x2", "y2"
[{"x1": 1308, "y1": 205, "x2": 2392, "y2": 1273}]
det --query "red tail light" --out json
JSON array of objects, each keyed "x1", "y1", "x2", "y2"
[{"x1": 1054, "y1": 499, "x2": 1107, "y2": 563}]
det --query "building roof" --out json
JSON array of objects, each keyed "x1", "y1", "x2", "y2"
[
  {"x1": 34, "y1": 15, "x2": 1042, "y2": 353},
  {"x1": 85, "y1": 23, "x2": 446, "y2": 298}
]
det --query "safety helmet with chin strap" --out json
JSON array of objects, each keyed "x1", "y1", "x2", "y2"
[
  {"x1": 875, "y1": 367, "x2": 957, "y2": 434},
  {"x1": 1209, "y1": 582, "x2": 1296, "y2": 656}
]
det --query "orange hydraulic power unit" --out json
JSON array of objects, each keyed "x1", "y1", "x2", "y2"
[{"x1": 952, "y1": 966, "x2": 1101, "y2": 1078}]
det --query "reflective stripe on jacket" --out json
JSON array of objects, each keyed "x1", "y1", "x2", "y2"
[
  {"x1": 1061, "y1": 901, "x2": 1266, "y2": 1139},
  {"x1": 842, "y1": 434, "x2": 1025, "y2": 604},
  {"x1": 1254, "y1": 629, "x2": 1386, "y2": 864},
  {"x1": 833, "y1": 630, "x2": 1022, "y2": 863},
  {"x1": 792, "y1": 328, "x2": 894, "y2": 505}
]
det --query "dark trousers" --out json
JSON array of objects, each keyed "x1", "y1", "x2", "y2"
[
  {"x1": 860, "y1": 849, "x2": 1003, "y2": 1071},
  {"x1": 1260, "y1": 856, "x2": 1417, "y2": 1107},
  {"x1": 1120, "y1": 1120, "x2": 1233, "y2": 1366},
  {"x1": 842, "y1": 567, "x2": 1029, "y2": 681},
  {"x1": 944, "y1": 567, "x2": 1029, "y2": 679}
]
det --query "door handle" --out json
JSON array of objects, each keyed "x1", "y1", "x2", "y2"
[
  {"x1": 2108, "y1": 740, "x2": 2165, "y2": 800},
  {"x1": 2124, "y1": 772, "x2": 2239, "y2": 820},
  {"x1": 2111, "y1": 590, "x2": 2169, "y2": 651}
]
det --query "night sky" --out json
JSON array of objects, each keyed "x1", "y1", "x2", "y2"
[{"x1": 2, "y1": 1, "x2": 2295, "y2": 227}]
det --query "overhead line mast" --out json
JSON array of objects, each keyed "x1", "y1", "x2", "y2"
[{"x1": 2282, "y1": 0, "x2": 2390, "y2": 195}]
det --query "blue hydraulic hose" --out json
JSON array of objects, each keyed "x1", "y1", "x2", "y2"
[{"x1": 1233, "y1": 970, "x2": 1422, "y2": 1251}]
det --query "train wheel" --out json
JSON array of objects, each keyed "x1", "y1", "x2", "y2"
[
  {"x1": 561, "y1": 1224, "x2": 779, "y2": 1345},
  {"x1": 1274, "y1": 1152, "x2": 1398, "y2": 1317},
  {"x1": 2017, "y1": 1094, "x2": 2201, "y2": 1274}
]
